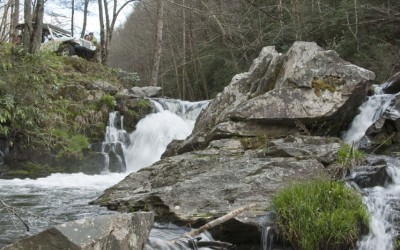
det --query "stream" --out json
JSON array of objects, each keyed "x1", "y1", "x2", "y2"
[{"x1": 0, "y1": 99, "x2": 208, "y2": 248}]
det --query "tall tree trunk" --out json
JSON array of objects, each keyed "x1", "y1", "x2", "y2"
[
  {"x1": 11, "y1": 0, "x2": 20, "y2": 42},
  {"x1": 150, "y1": 0, "x2": 164, "y2": 86},
  {"x1": 71, "y1": 0, "x2": 75, "y2": 37},
  {"x1": 80, "y1": 0, "x2": 89, "y2": 38},
  {"x1": 98, "y1": 0, "x2": 106, "y2": 64},
  {"x1": 29, "y1": 0, "x2": 43, "y2": 53},
  {"x1": 182, "y1": 0, "x2": 186, "y2": 99},
  {"x1": 103, "y1": 0, "x2": 110, "y2": 63},
  {"x1": 0, "y1": 1, "x2": 10, "y2": 42},
  {"x1": 23, "y1": 0, "x2": 32, "y2": 51}
]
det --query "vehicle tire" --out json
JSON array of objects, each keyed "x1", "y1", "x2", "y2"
[{"x1": 57, "y1": 44, "x2": 75, "y2": 56}]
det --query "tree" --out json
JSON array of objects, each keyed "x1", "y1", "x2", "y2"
[
  {"x1": 0, "y1": 0, "x2": 20, "y2": 42},
  {"x1": 108, "y1": 0, "x2": 400, "y2": 100},
  {"x1": 149, "y1": 0, "x2": 164, "y2": 86},
  {"x1": 22, "y1": 0, "x2": 44, "y2": 53},
  {"x1": 97, "y1": 0, "x2": 136, "y2": 64}
]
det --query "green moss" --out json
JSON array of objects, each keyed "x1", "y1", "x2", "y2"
[
  {"x1": 240, "y1": 135, "x2": 269, "y2": 150},
  {"x1": 272, "y1": 179, "x2": 369, "y2": 250},
  {"x1": 312, "y1": 79, "x2": 336, "y2": 97}
]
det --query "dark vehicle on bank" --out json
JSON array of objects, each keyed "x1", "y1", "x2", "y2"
[{"x1": 16, "y1": 23, "x2": 97, "y2": 60}]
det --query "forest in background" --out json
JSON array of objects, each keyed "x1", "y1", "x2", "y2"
[
  {"x1": 1, "y1": 0, "x2": 399, "y2": 101},
  {"x1": 109, "y1": 0, "x2": 400, "y2": 101}
]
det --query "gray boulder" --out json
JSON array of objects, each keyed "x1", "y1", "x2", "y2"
[
  {"x1": 1, "y1": 213, "x2": 154, "y2": 250},
  {"x1": 130, "y1": 87, "x2": 162, "y2": 98},
  {"x1": 177, "y1": 42, "x2": 375, "y2": 154},
  {"x1": 90, "y1": 80, "x2": 119, "y2": 95}
]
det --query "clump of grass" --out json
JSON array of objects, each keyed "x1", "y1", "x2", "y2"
[
  {"x1": 331, "y1": 143, "x2": 366, "y2": 179},
  {"x1": 337, "y1": 143, "x2": 366, "y2": 166},
  {"x1": 272, "y1": 179, "x2": 369, "y2": 250}
]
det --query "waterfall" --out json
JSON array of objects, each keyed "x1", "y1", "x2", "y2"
[
  {"x1": 100, "y1": 111, "x2": 129, "y2": 173},
  {"x1": 123, "y1": 99, "x2": 208, "y2": 172},
  {"x1": 341, "y1": 86, "x2": 400, "y2": 250},
  {"x1": 357, "y1": 156, "x2": 400, "y2": 250},
  {"x1": 97, "y1": 98, "x2": 209, "y2": 173},
  {"x1": 0, "y1": 98, "x2": 208, "y2": 247},
  {"x1": 343, "y1": 87, "x2": 395, "y2": 145}
]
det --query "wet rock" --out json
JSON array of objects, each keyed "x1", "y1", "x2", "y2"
[
  {"x1": 381, "y1": 71, "x2": 400, "y2": 94},
  {"x1": 1, "y1": 212, "x2": 154, "y2": 250},
  {"x1": 347, "y1": 165, "x2": 392, "y2": 188},
  {"x1": 177, "y1": 42, "x2": 374, "y2": 154}
]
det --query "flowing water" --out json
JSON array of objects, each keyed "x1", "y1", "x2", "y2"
[
  {"x1": 0, "y1": 98, "x2": 208, "y2": 248},
  {"x1": 342, "y1": 86, "x2": 400, "y2": 250}
]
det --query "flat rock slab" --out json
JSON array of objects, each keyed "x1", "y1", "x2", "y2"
[{"x1": 2, "y1": 212, "x2": 154, "y2": 250}]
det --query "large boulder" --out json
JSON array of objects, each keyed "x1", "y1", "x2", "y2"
[
  {"x1": 1, "y1": 213, "x2": 154, "y2": 250},
  {"x1": 92, "y1": 135, "x2": 340, "y2": 246},
  {"x1": 177, "y1": 42, "x2": 374, "y2": 154}
]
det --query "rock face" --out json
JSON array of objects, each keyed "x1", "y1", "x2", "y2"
[
  {"x1": 93, "y1": 136, "x2": 340, "y2": 245},
  {"x1": 176, "y1": 42, "x2": 374, "y2": 154},
  {"x1": 1, "y1": 213, "x2": 154, "y2": 250}
]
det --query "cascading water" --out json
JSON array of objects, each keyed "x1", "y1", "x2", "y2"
[
  {"x1": 0, "y1": 98, "x2": 208, "y2": 248},
  {"x1": 343, "y1": 87, "x2": 396, "y2": 146},
  {"x1": 124, "y1": 99, "x2": 209, "y2": 172},
  {"x1": 342, "y1": 86, "x2": 400, "y2": 250},
  {"x1": 357, "y1": 155, "x2": 400, "y2": 250}
]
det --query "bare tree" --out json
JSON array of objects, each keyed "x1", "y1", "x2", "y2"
[
  {"x1": 97, "y1": 0, "x2": 136, "y2": 64},
  {"x1": 80, "y1": 0, "x2": 90, "y2": 38},
  {"x1": 30, "y1": 0, "x2": 44, "y2": 53},
  {"x1": 149, "y1": 0, "x2": 164, "y2": 86}
]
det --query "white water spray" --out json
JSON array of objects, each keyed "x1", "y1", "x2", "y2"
[
  {"x1": 124, "y1": 99, "x2": 208, "y2": 172},
  {"x1": 357, "y1": 156, "x2": 400, "y2": 250}
]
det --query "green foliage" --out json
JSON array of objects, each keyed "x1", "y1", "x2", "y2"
[
  {"x1": 58, "y1": 134, "x2": 90, "y2": 159},
  {"x1": 0, "y1": 44, "x2": 120, "y2": 155},
  {"x1": 137, "y1": 99, "x2": 150, "y2": 108},
  {"x1": 99, "y1": 94, "x2": 116, "y2": 110},
  {"x1": 272, "y1": 179, "x2": 369, "y2": 250}
]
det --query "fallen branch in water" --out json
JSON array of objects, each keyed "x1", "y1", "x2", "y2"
[
  {"x1": 0, "y1": 199, "x2": 30, "y2": 231},
  {"x1": 185, "y1": 203, "x2": 256, "y2": 238}
]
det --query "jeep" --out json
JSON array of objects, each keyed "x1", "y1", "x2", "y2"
[{"x1": 16, "y1": 23, "x2": 97, "y2": 60}]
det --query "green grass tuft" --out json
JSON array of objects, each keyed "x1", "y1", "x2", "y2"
[{"x1": 272, "y1": 179, "x2": 369, "y2": 250}]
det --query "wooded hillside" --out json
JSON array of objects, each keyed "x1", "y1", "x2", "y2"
[{"x1": 109, "y1": 0, "x2": 400, "y2": 100}]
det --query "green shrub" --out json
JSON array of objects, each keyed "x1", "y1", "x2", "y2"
[
  {"x1": 272, "y1": 179, "x2": 369, "y2": 250},
  {"x1": 99, "y1": 94, "x2": 116, "y2": 110}
]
